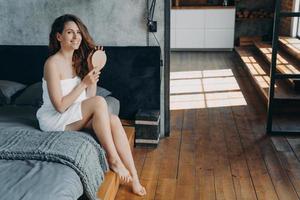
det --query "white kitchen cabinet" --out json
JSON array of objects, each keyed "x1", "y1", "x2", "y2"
[
  {"x1": 176, "y1": 10, "x2": 205, "y2": 29},
  {"x1": 171, "y1": 29, "x2": 176, "y2": 48},
  {"x1": 171, "y1": 10, "x2": 176, "y2": 28},
  {"x1": 171, "y1": 7, "x2": 236, "y2": 50},
  {"x1": 176, "y1": 29, "x2": 205, "y2": 48},
  {"x1": 205, "y1": 29, "x2": 234, "y2": 48},
  {"x1": 171, "y1": 11, "x2": 176, "y2": 49},
  {"x1": 205, "y1": 9, "x2": 235, "y2": 29}
]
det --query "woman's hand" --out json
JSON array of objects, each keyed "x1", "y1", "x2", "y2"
[
  {"x1": 82, "y1": 69, "x2": 100, "y2": 88},
  {"x1": 87, "y1": 46, "x2": 105, "y2": 71}
]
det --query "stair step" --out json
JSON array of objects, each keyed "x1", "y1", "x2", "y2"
[
  {"x1": 97, "y1": 126, "x2": 135, "y2": 200},
  {"x1": 236, "y1": 47, "x2": 300, "y2": 132},
  {"x1": 279, "y1": 36, "x2": 300, "y2": 62},
  {"x1": 254, "y1": 41, "x2": 300, "y2": 90},
  {"x1": 235, "y1": 46, "x2": 300, "y2": 104}
]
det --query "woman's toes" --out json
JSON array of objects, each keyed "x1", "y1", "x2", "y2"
[
  {"x1": 128, "y1": 175, "x2": 133, "y2": 183},
  {"x1": 126, "y1": 175, "x2": 132, "y2": 184},
  {"x1": 119, "y1": 173, "x2": 132, "y2": 184},
  {"x1": 121, "y1": 175, "x2": 127, "y2": 183},
  {"x1": 142, "y1": 187, "x2": 146, "y2": 195},
  {"x1": 132, "y1": 180, "x2": 146, "y2": 196},
  {"x1": 119, "y1": 175, "x2": 124, "y2": 182},
  {"x1": 122, "y1": 175, "x2": 127, "y2": 183},
  {"x1": 108, "y1": 158, "x2": 131, "y2": 184},
  {"x1": 124, "y1": 176, "x2": 128, "y2": 184},
  {"x1": 138, "y1": 187, "x2": 146, "y2": 196}
]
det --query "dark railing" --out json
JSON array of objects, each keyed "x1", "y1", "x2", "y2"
[{"x1": 267, "y1": 0, "x2": 300, "y2": 135}]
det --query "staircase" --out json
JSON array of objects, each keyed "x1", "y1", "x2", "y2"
[
  {"x1": 254, "y1": 41, "x2": 300, "y2": 90},
  {"x1": 279, "y1": 36, "x2": 300, "y2": 61},
  {"x1": 235, "y1": 36, "x2": 300, "y2": 133},
  {"x1": 96, "y1": 126, "x2": 135, "y2": 200}
]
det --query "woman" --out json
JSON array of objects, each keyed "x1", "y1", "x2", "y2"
[{"x1": 36, "y1": 14, "x2": 146, "y2": 196}]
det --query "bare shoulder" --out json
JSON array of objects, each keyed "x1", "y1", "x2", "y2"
[
  {"x1": 44, "y1": 54, "x2": 60, "y2": 80},
  {"x1": 44, "y1": 54, "x2": 59, "y2": 71}
]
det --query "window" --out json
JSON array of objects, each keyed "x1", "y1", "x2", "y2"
[{"x1": 292, "y1": 0, "x2": 300, "y2": 37}]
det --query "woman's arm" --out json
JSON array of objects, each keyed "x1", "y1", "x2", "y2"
[
  {"x1": 44, "y1": 59, "x2": 98, "y2": 113},
  {"x1": 86, "y1": 82, "x2": 97, "y2": 98}
]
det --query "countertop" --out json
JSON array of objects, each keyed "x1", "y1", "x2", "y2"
[{"x1": 172, "y1": 5, "x2": 235, "y2": 9}]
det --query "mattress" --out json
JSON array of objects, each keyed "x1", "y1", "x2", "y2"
[{"x1": 0, "y1": 105, "x2": 84, "y2": 200}]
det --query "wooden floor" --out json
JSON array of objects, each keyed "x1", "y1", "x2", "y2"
[{"x1": 115, "y1": 51, "x2": 300, "y2": 200}]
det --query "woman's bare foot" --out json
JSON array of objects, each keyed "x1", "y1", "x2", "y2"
[
  {"x1": 132, "y1": 177, "x2": 146, "y2": 196},
  {"x1": 108, "y1": 158, "x2": 132, "y2": 183}
]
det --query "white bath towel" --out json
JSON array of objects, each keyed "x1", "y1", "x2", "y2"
[{"x1": 36, "y1": 76, "x2": 87, "y2": 131}]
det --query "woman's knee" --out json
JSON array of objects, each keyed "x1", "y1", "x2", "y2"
[
  {"x1": 92, "y1": 96, "x2": 107, "y2": 109},
  {"x1": 110, "y1": 114, "x2": 121, "y2": 126}
]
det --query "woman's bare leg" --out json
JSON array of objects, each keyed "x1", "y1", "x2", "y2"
[
  {"x1": 65, "y1": 96, "x2": 131, "y2": 182},
  {"x1": 109, "y1": 114, "x2": 146, "y2": 196}
]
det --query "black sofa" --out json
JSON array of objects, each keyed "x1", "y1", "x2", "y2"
[{"x1": 0, "y1": 45, "x2": 161, "y2": 120}]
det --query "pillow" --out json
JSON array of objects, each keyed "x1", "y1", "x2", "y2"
[
  {"x1": 14, "y1": 82, "x2": 43, "y2": 107},
  {"x1": 97, "y1": 86, "x2": 112, "y2": 97},
  {"x1": 105, "y1": 96, "x2": 120, "y2": 115},
  {"x1": 13, "y1": 83, "x2": 111, "y2": 107},
  {"x1": 0, "y1": 80, "x2": 26, "y2": 105},
  {"x1": 14, "y1": 83, "x2": 111, "y2": 107}
]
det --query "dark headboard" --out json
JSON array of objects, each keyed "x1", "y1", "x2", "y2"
[{"x1": 0, "y1": 45, "x2": 161, "y2": 120}]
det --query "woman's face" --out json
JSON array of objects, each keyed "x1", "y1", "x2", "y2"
[{"x1": 57, "y1": 21, "x2": 82, "y2": 50}]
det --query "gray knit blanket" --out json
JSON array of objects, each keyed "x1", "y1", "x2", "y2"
[{"x1": 0, "y1": 127, "x2": 109, "y2": 200}]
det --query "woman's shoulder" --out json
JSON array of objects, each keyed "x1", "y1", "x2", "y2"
[
  {"x1": 44, "y1": 54, "x2": 62, "y2": 77},
  {"x1": 45, "y1": 54, "x2": 60, "y2": 65},
  {"x1": 44, "y1": 54, "x2": 61, "y2": 70}
]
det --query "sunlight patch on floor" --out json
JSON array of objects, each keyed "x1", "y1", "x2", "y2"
[
  {"x1": 170, "y1": 69, "x2": 247, "y2": 110},
  {"x1": 242, "y1": 55, "x2": 278, "y2": 89}
]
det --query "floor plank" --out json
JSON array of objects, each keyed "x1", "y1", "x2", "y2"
[
  {"x1": 209, "y1": 108, "x2": 236, "y2": 200},
  {"x1": 235, "y1": 72, "x2": 299, "y2": 200},
  {"x1": 155, "y1": 179, "x2": 177, "y2": 200},
  {"x1": 115, "y1": 51, "x2": 300, "y2": 200},
  {"x1": 220, "y1": 107, "x2": 258, "y2": 200}
]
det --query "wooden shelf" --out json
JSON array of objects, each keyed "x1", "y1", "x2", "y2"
[
  {"x1": 236, "y1": 17, "x2": 273, "y2": 21},
  {"x1": 172, "y1": 0, "x2": 235, "y2": 8},
  {"x1": 172, "y1": 5, "x2": 235, "y2": 9}
]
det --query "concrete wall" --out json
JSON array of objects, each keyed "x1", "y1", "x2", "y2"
[
  {"x1": 0, "y1": 0, "x2": 166, "y2": 136},
  {"x1": 0, "y1": 0, "x2": 164, "y2": 46}
]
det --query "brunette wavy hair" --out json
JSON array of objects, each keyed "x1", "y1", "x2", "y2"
[{"x1": 49, "y1": 14, "x2": 95, "y2": 79}]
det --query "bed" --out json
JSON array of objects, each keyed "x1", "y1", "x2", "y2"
[
  {"x1": 0, "y1": 105, "x2": 84, "y2": 200},
  {"x1": 0, "y1": 45, "x2": 160, "y2": 200},
  {"x1": 0, "y1": 66, "x2": 120, "y2": 200},
  {"x1": 0, "y1": 95, "x2": 118, "y2": 200}
]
